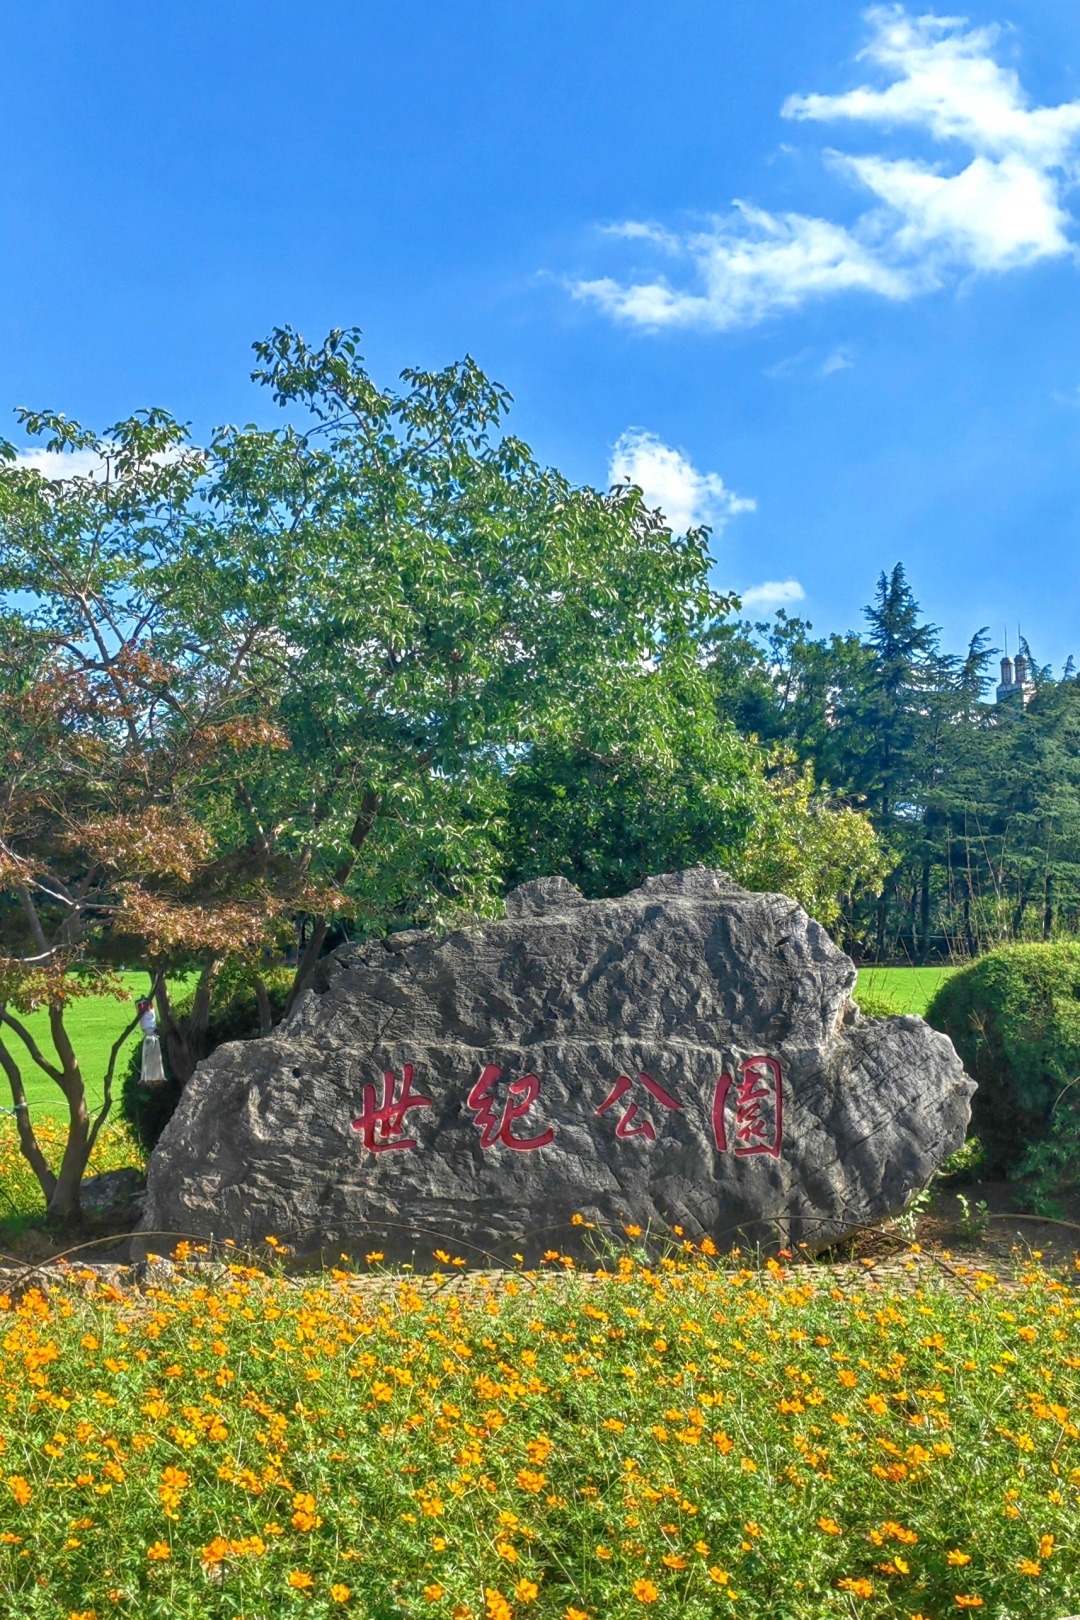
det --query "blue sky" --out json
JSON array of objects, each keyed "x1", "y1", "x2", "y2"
[{"x1": 3, "y1": 2, "x2": 1080, "y2": 666}]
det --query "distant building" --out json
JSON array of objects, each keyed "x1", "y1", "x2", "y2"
[{"x1": 996, "y1": 654, "x2": 1035, "y2": 707}]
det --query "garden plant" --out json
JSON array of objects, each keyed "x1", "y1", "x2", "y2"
[{"x1": 0, "y1": 1207, "x2": 1075, "y2": 1619}]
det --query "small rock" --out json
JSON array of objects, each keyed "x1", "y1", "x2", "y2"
[{"x1": 80, "y1": 1168, "x2": 147, "y2": 1228}]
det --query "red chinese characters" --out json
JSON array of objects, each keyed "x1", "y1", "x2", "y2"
[
  {"x1": 350, "y1": 1064, "x2": 433, "y2": 1154},
  {"x1": 595, "y1": 1072, "x2": 683, "y2": 1141},
  {"x1": 712, "y1": 1056, "x2": 783, "y2": 1159},
  {"x1": 467, "y1": 1064, "x2": 555, "y2": 1152}
]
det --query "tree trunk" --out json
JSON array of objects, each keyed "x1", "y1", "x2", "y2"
[
  {"x1": 48, "y1": 1002, "x2": 92, "y2": 1221},
  {"x1": 284, "y1": 788, "x2": 381, "y2": 1016},
  {"x1": 157, "y1": 960, "x2": 219, "y2": 1088},
  {"x1": 253, "y1": 974, "x2": 274, "y2": 1034},
  {"x1": 919, "y1": 856, "x2": 932, "y2": 963},
  {"x1": 0, "y1": 1032, "x2": 57, "y2": 1201}
]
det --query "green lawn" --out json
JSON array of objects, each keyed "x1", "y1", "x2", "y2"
[
  {"x1": 853, "y1": 964, "x2": 957, "y2": 1016},
  {"x1": 4, "y1": 972, "x2": 155, "y2": 1121}
]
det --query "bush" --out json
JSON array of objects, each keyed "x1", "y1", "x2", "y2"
[
  {"x1": 120, "y1": 966, "x2": 292, "y2": 1151},
  {"x1": 925, "y1": 943, "x2": 1080, "y2": 1177}
]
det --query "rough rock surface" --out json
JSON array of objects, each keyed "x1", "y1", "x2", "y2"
[
  {"x1": 79, "y1": 1168, "x2": 147, "y2": 1228},
  {"x1": 140, "y1": 870, "x2": 974, "y2": 1260}
]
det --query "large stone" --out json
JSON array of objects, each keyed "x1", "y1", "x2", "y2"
[{"x1": 140, "y1": 870, "x2": 974, "y2": 1261}]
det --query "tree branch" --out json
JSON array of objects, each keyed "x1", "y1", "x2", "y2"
[
  {"x1": 0, "y1": 1030, "x2": 56, "y2": 1200},
  {"x1": 0, "y1": 1010, "x2": 64, "y2": 1083}
]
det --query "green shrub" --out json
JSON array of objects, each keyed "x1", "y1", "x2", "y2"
[
  {"x1": 925, "y1": 943, "x2": 1080, "y2": 1177},
  {"x1": 120, "y1": 965, "x2": 292, "y2": 1151}
]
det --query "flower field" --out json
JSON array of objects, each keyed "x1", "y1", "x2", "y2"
[
  {"x1": 0, "y1": 1224, "x2": 1077, "y2": 1620},
  {"x1": 0, "y1": 1123, "x2": 142, "y2": 1242}
]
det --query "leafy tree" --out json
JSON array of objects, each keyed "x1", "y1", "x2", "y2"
[{"x1": 0, "y1": 412, "x2": 304, "y2": 1220}]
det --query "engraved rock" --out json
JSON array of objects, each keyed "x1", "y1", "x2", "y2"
[{"x1": 139, "y1": 870, "x2": 974, "y2": 1260}]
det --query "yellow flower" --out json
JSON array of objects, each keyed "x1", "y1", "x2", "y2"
[
  {"x1": 946, "y1": 1550, "x2": 971, "y2": 1566},
  {"x1": 708, "y1": 1568, "x2": 730, "y2": 1586},
  {"x1": 485, "y1": 1590, "x2": 512, "y2": 1620},
  {"x1": 7, "y1": 1476, "x2": 32, "y2": 1506},
  {"x1": 1038, "y1": 1534, "x2": 1054, "y2": 1560},
  {"x1": 661, "y1": 1554, "x2": 687, "y2": 1570},
  {"x1": 564, "y1": 1610, "x2": 589, "y2": 1620},
  {"x1": 365, "y1": 1252, "x2": 384, "y2": 1264},
  {"x1": 287, "y1": 1570, "x2": 315, "y2": 1590},
  {"x1": 432, "y1": 1536, "x2": 447, "y2": 1552},
  {"x1": 516, "y1": 1468, "x2": 546, "y2": 1493},
  {"x1": 424, "y1": 1586, "x2": 445, "y2": 1603},
  {"x1": 515, "y1": 1578, "x2": 539, "y2": 1602},
  {"x1": 817, "y1": 1517, "x2": 841, "y2": 1535},
  {"x1": 497, "y1": 1542, "x2": 519, "y2": 1562},
  {"x1": 953, "y1": 1599, "x2": 984, "y2": 1610},
  {"x1": 330, "y1": 1585, "x2": 351, "y2": 1604},
  {"x1": 571, "y1": 1213, "x2": 585, "y2": 1226},
  {"x1": 595, "y1": 1545, "x2": 613, "y2": 1561},
  {"x1": 624, "y1": 1225, "x2": 643, "y2": 1238},
  {"x1": 1018, "y1": 1559, "x2": 1041, "y2": 1576},
  {"x1": 603, "y1": 1418, "x2": 625, "y2": 1432},
  {"x1": 633, "y1": 1579, "x2": 659, "y2": 1604}
]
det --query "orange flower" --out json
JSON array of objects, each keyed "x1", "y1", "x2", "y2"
[
  {"x1": 424, "y1": 1586, "x2": 445, "y2": 1603},
  {"x1": 946, "y1": 1550, "x2": 971, "y2": 1566},
  {"x1": 633, "y1": 1579, "x2": 659, "y2": 1604},
  {"x1": 661, "y1": 1554, "x2": 687, "y2": 1570},
  {"x1": 817, "y1": 1517, "x2": 841, "y2": 1535},
  {"x1": 515, "y1": 1579, "x2": 539, "y2": 1602},
  {"x1": 953, "y1": 1599, "x2": 984, "y2": 1610},
  {"x1": 146, "y1": 1542, "x2": 171, "y2": 1562},
  {"x1": 330, "y1": 1585, "x2": 351, "y2": 1604},
  {"x1": 837, "y1": 1577, "x2": 874, "y2": 1598},
  {"x1": 564, "y1": 1610, "x2": 589, "y2": 1620},
  {"x1": 7, "y1": 1477, "x2": 32, "y2": 1506},
  {"x1": 1018, "y1": 1560, "x2": 1041, "y2": 1577},
  {"x1": 516, "y1": 1468, "x2": 546, "y2": 1493},
  {"x1": 708, "y1": 1568, "x2": 730, "y2": 1586},
  {"x1": 1038, "y1": 1534, "x2": 1055, "y2": 1560},
  {"x1": 485, "y1": 1590, "x2": 512, "y2": 1620},
  {"x1": 287, "y1": 1570, "x2": 315, "y2": 1591}
]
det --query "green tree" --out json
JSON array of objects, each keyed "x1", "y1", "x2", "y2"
[{"x1": 0, "y1": 411, "x2": 302, "y2": 1220}]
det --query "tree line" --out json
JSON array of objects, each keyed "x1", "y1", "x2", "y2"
[{"x1": 710, "y1": 570, "x2": 1080, "y2": 963}]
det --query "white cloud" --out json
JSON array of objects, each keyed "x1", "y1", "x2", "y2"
[
  {"x1": 608, "y1": 429, "x2": 755, "y2": 534},
  {"x1": 821, "y1": 346, "x2": 854, "y2": 374},
  {"x1": 13, "y1": 447, "x2": 107, "y2": 479},
  {"x1": 740, "y1": 578, "x2": 806, "y2": 609},
  {"x1": 576, "y1": 205, "x2": 911, "y2": 331},
  {"x1": 573, "y1": 6, "x2": 1080, "y2": 331}
]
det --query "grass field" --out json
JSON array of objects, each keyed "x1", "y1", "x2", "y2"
[
  {"x1": 853, "y1": 966, "x2": 957, "y2": 1017},
  {"x1": 7, "y1": 973, "x2": 170, "y2": 1121},
  {"x1": 0, "y1": 1247, "x2": 1075, "y2": 1619}
]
